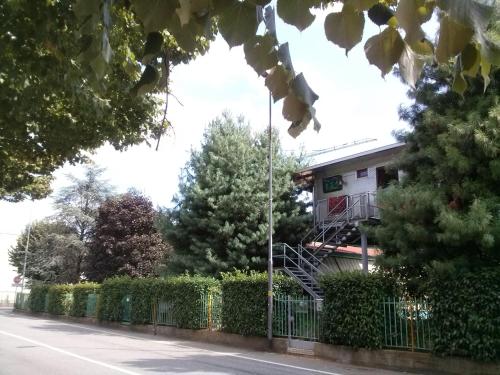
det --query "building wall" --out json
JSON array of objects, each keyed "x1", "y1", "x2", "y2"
[{"x1": 313, "y1": 153, "x2": 399, "y2": 203}]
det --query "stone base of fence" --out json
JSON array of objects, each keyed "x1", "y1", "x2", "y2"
[
  {"x1": 314, "y1": 342, "x2": 500, "y2": 375},
  {"x1": 13, "y1": 309, "x2": 499, "y2": 375}
]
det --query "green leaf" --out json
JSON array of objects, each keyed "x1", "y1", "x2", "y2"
[
  {"x1": 265, "y1": 65, "x2": 291, "y2": 102},
  {"x1": 131, "y1": 0, "x2": 177, "y2": 33},
  {"x1": 348, "y1": 0, "x2": 379, "y2": 11},
  {"x1": 218, "y1": 1, "x2": 260, "y2": 47},
  {"x1": 290, "y1": 73, "x2": 318, "y2": 107},
  {"x1": 243, "y1": 34, "x2": 278, "y2": 75},
  {"x1": 176, "y1": 0, "x2": 210, "y2": 26},
  {"x1": 283, "y1": 92, "x2": 307, "y2": 122},
  {"x1": 324, "y1": 4, "x2": 365, "y2": 55},
  {"x1": 461, "y1": 43, "x2": 481, "y2": 77},
  {"x1": 132, "y1": 64, "x2": 159, "y2": 96},
  {"x1": 398, "y1": 42, "x2": 425, "y2": 89},
  {"x1": 142, "y1": 32, "x2": 163, "y2": 64},
  {"x1": 395, "y1": 0, "x2": 426, "y2": 44},
  {"x1": 435, "y1": 15, "x2": 474, "y2": 63},
  {"x1": 364, "y1": 27, "x2": 405, "y2": 77},
  {"x1": 452, "y1": 66, "x2": 467, "y2": 96},
  {"x1": 277, "y1": 0, "x2": 315, "y2": 32},
  {"x1": 480, "y1": 55, "x2": 491, "y2": 91},
  {"x1": 277, "y1": 43, "x2": 295, "y2": 74},
  {"x1": 73, "y1": 0, "x2": 101, "y2": 20},
  {"x1": 367, "y1": 3, "x2": 394, "y2": 26}
]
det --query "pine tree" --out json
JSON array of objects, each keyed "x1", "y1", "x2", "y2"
[
  {"x1": 375, "y1": 66, "x2": 500, "y2": 284},
  {"x1": 163, "y1": 113, "x2": 311, "y2": 276}
]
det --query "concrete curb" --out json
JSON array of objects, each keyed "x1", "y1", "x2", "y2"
[{"x1": 12, "y1": 309, "x2": 500, "y2": 375}]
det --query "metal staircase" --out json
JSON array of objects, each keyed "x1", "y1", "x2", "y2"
[{"x1": 273, "y1": 193, "x2": 377, "y2": 300}]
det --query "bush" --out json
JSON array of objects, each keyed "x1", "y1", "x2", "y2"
[
  {"x1": 220, "y1": 271, "x2": 299, "y2": 337},
  {"x1": 47, "y1": 284, "x2": 74, "y2": 315},
  {"x1": 97, "y1": 276, "x2": 132, "y2": 321},
  {"x1": 29, "y1": 283, "x2": 50, "y2": 312},
  {"x1": 70, "y1": 283, "x2": 100, "y2": 317},
  {"x1": 427, "y1": 267, "x2": 500, "y2": 362},
  {"x1": 319, "y1": 272, "x2": 394, "y2": 349},
  {"x1": 130, "y1": 278, "x2": 158, "y2": 324}
]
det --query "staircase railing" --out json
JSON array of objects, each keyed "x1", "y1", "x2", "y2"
[{"x1": 273, "y1": 243, "x2": 323, "y2": 299}]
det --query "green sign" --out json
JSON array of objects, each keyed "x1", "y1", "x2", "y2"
[{"x1": 323, "y1": 175, "x2": 342, "y2": 193}]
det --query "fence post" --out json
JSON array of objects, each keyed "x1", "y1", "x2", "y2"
[
  {"x1": 207, "y1": 293, "x2": 212, "y2": 331},
  {"x1": 287, "y1": 295, "x2": 292, "y2": 345},
  {"x1": 152, "y1": 299, "x2": 157, "y2": 335},
  {"x1": 408, "y1": 298, "x2": 415, "y2": 351}
]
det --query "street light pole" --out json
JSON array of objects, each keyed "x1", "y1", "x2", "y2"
[
  {"x1": 267, "y1": 90, "x2": 273, "y2": 346},
  {"x1": 20, "y1": 222, "x2": 31, "y2": 296}
]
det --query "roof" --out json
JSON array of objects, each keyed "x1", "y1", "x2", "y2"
[{"x1": 298, "y1": 142, "x2": 406, "y2": 174}]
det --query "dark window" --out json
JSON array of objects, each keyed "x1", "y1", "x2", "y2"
[
  {"x1": 356, "y1": 168, "x2": 368, "y2": 178},
  {"x1": 376, "y1": 166, "x2": 399, "y2": 188}
]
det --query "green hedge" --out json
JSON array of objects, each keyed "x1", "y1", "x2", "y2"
[
  {"x1": 29, "y1": 283, "x2": 50, "y2": 313},
  {"x1": 157, "y1": 275, "x2": 219, "y2": 329},
  {"x1": 97, "y1": 276, "x2": 132, "y2": 321},
  {"x1": 319, "y1": 272, "x2": 394, "y2": 349},
  {"x1": 47, "y1": 284, "x2": 74, "y2": 315},
  {"x1": 427, "y1": 267, "x2": 500, "y2": 362},
  {"x1": 130, "y1": 278, "x2": 158, "y2": 324},
  {"x1": 70, "y1": 283, "x2": 100, "y2": 317},
  {"x1": 220, "y1": 271, "x2": 300, "y2": 337}
]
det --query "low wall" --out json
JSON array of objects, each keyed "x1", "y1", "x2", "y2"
[
  {"x1": 13, "y1": 310, "x2": 500, "y2": 374},
  {"x1": 314, "y1": 343, "x2": 500, "y2": 375}
]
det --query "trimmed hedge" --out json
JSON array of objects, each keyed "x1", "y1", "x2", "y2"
[
  {"x1": 319, "y1": 272, "x2": 394, "y2": 349},
  {"x1": 220, "y1": 271, "x2": 300, "y2": 337},
  {"x1": 97, "y1": 276, "x2": 132, "y2": 321},
  {"x1": 47, "y1": 284, "x2": 74, "y2": 315},
  {"x1": 427, "y1": 267, "x2": 500, "y2": 362},
  {"x1": 70, "y1": 283, "x2": 100, "y2": 317},
  {"x1": 29, "y1": 283, "x2": 50, "y2": 312}
]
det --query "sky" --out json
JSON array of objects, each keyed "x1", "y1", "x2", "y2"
[{"x1": 0, "y1": 5, "x2": 412, "y2": 291}]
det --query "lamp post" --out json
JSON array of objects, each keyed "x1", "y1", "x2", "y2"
[{"x1": 266, "y1": 89, "x2": 273, "y2": 346}]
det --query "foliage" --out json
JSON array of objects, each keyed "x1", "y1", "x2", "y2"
[
  {"x1": 47, "y1": 284, "x2": 74, "y2": 315},
  {"x1": 220, "y1": 271, "x2": 300, "y2": 337},
  {"x1": 70, "y1": 283, "x2": 100, "y2": 317},
  {"x1": 375, "y1": 66, "x2": 500, "y2": 285},
  {"x1": 9, "y1": 220, "x2": 85, "y2": 284},
  {"x1": 29, "y1": 283, "x2": 50, "y2": 313},
  {"x1": 97, "y1": 276, "x2": 132, "y2": 321},
  {"x1": 163, "y1": 113, "x2": 311, "y2": 276},
  {"x1": 427, "y1": 267, "x2": 500, "y2": 361},
  {"x1": 0, "y1": 1, "x2": 176, "y2": 201},
  {"x1": 86, "y1": 191, "x2": 170, "y2": 282},
  {"x1": 319, "y1": 272, "x2": 394, "y2": 349}
]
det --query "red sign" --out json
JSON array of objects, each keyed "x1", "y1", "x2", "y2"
[{"x1": 13, "y1": 275, "x2": 22, "y2": 284}]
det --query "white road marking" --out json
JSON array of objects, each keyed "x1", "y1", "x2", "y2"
[
  {"x1": 11, "y1": 316, "x2": 345, "y2": 375},
  {"x1": 0, "y1": 329, "x2": 141, "y2": 375}
]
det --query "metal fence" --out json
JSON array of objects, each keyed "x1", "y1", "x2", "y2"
[
  {"x1": 121, "y1": 295, "x2": 131, "y2": 323},
  {"x1": 86, "y1": 293, "x2": 97, "y2": 317},
  {"x1": 15, "y1": 292, "x2": 30, "y2": 310},
  {"x1": 273, "y1": 295, "x2": 322, "y2": 341},
  {"x1": 382, "y1": 297, "x2": 432, "y2": 351}
]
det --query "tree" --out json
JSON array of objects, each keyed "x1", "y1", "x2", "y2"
[
  {"x1": 9, "y1": 220, "x2": 85, "y2": 284},
  {"x1": 86, "y1": 191, "x2": 169, "y2": 282},
  {"x1": 163, "y1": 113, "x2": 311, "y2": 276},
  {"x1": 374, "y1": 65, "x2": 500, "y2": 285},
  {"x1": 54, "y1": 164, "x2": 114, "y2": 278},
  {"x1": 0, "y1": 0, "x2": 206, "y2": 201}
]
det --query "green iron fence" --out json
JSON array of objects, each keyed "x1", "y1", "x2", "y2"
[
  {"x1": 382, "y1": 297, "x2": 432, "y2": 351},
  {"x1": 15, "y1": 292, "x2": 30, "y2": 310},
  {"x1": 85, "y1": 293, "x2": 97, "y2": 317},
  {"x1": 121, "y1": 295, "x2": 131, "y2": 323},
  {"x1": 273, "y1": 295, "x2": 322, "y2": 341}
]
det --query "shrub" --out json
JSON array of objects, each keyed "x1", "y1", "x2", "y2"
[
  {"x1": 129, "y1": 278, "x2": 158, "y2": 324},
  {"x1": 47, "y1": 284, "x2": 74, "y2": 315},
  {"x1": 97, "y1": 276, "x2": 132, "y2": 321},
  {"x1": 319, "y1": 272, "x2": 394, "y2": 349},
  {"x1": 70, "y1": 283, "x2": 100, "y2": 317},
  {"x1": 29, "y1": 283, "x2": 50, "y2": 312},
  {"x1": 427, "y1": 267, "x2": 500, "y2": 362},
  {"x1": 220, "y1": 271, "x2": 299, "y2": 337}
]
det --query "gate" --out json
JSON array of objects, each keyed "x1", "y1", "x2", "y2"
[{"x1": 273, "y1": 295, "x2": 322, "y2": 341}]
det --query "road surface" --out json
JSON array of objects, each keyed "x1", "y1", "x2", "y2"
[{"x1": 0, "y1": 308, "x2": 413, "y2": 375}]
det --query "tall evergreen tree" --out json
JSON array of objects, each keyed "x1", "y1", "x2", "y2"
[
  {"x1": 163, "y1": 113, "x2": 311, "y2": 276},
  {"x1": 86, "y1": 191, "x2": 169, "y2": 282},
  {"x1": 375, "y1": 66, "x2": 500, "y2": 284}
]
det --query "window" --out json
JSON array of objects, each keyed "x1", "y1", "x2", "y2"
[{"x1": 356, "y1": 168, "x2": 368, "y2": 178}]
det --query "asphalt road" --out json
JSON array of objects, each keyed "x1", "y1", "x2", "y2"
[{"x1": 0, "y1": 308, "x2": 412, "y2": 375}]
